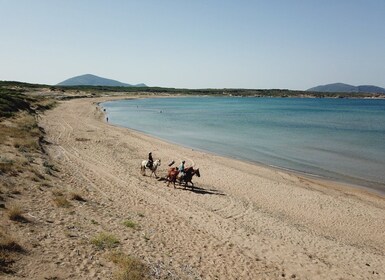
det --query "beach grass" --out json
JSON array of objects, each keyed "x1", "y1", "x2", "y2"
[
  {"x1": 7, "y1": 204, "x2": 28, "y2": 222},
  {"x1": 69, "y1": 192, "x2": 86, "y2": 202},
  {"x1": 0, "y1": 230, "x2": 25, "y2": 273},
  {"x1": 109, "y1": 251, "x2": 149, "y2": 280},
  {"x1": 91, "y1": 232, "x2": 119, "y2": 249},
  {"x1": 122, "y1": 220, "x2": 137, "y2": 229}
]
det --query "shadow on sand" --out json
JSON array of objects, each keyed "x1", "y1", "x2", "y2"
[
  {"x1": 181, "y1": 185, "x2": 225, "y2": 196},
  {"x1": 157, "y1": 177, "x2": 225, "y2": 196}
]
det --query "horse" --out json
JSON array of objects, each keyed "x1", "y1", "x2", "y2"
[
  {"x1": 179, "y1": 167, "x2": 200, "y2": 188},
  {"x1": 166, "y1": 167, "x2": 179, "y2": 188},
  {"x1": 141, "y1": 159, "x2": 161, "y2": 178}
]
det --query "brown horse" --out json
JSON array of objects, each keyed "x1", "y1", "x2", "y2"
[
  {"x1": 167, "y1": 167, "x2": 179, "y2": 188},
  {"x1": 179, "y1": 167, "x2": 200, "y2": 188}
]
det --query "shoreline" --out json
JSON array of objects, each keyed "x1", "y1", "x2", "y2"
[
  {"x1": 36, "y1": 96, "x2": 385, "y2": 279},
  {"x1": 100, "y1": 96, "x2": 385, "y2": 199}
]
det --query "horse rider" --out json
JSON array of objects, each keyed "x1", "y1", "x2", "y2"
[
  {"x1": 147, "y1": 152, "x2": 154, "y2": 169},
  {"x1": 179, "y1": 160, "x2": 186, "y2": 179}
]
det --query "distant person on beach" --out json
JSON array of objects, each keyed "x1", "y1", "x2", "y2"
[
  {"x1": 147, "y1": 152, "x2": 154, "y2": 169},
  {"x1": 106, "y1": 117, "x2": 108, "y2": 122}
]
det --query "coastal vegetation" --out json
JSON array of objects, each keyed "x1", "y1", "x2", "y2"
[
  {"x1": 91, "y1": 232, "x2": 120, "y2": 250},
  {"x1": 122, "y1": 219, "x2": 137, "y2": 229},
  {"x1": 0, "y1": 87, "x2": 56, "y2": 274},
  {"x1": 109, "y1": 251, "x2": 150, "y2": 280},
  {"x1": 1, "y1": 80, "x2": 384, "y2": 99},
  {"x1": 0, "y1": 86, "x2": 151, "y2": 278}
]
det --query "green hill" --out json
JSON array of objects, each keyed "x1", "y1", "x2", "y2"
[
  {"x1": 308, "y1": 83, "x2": 385, "y2": 94},
  {"x1": 57, "y1": 74, "x2": 146, "y2": 87}
]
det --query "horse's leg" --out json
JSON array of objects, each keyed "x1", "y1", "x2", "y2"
[
  {"x1": 167, "y1": 175, "x2": 172, "y2": 187},
  {"x1": 182, "y1": 176, "x2": 189, "y2": 189},
  {"x1": 178, "y1": 175, "x2": 183, "y2": 186}
]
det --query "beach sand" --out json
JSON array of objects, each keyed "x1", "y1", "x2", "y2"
[{"x1": 8, "y1": 96, "x2": 384, "y2": 279}]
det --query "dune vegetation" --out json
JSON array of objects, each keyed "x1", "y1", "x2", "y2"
[{"x1": 0, "y1": 85, "x2": 153, "y2": 279}]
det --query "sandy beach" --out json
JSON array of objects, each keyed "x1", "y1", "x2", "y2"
[{"x1": 5, "y1": 96, "x2": 384, "y2": 279}]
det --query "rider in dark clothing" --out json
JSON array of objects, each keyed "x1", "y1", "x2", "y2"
[{"x1": 147, "y1": 152, "x2": 154, "y2": 168}]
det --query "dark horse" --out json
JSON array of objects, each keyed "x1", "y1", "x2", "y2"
[{"x1": 179, "y1": 167, "x2": 201, "y2": 189}]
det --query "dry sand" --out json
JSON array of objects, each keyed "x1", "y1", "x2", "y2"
[{"x1": 6, "y1": 96, "x2": 384, "y2": 279}]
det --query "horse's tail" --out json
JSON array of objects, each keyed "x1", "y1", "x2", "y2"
[{"x1": 141, "y1": 161, "x2": 146, "y2": 173}]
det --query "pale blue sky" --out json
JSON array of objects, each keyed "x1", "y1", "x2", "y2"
[{"x1": 1, "y1": 0, "x2": 385, "y2": 90}]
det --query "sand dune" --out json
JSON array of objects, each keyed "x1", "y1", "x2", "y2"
[{"x1": 32, "y1": 96, "x2": 385, "y2": 279}]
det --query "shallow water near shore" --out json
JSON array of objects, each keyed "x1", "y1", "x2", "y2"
[{"x1": 102, "y1": 97, "x2": 385, "y2": 193}]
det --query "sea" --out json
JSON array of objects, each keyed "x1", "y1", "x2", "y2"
[{"x1": 102, "y1": 97, "x2": 385, "y2": 194}]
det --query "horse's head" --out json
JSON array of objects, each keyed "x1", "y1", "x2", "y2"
[
  {"x1": 154, "y1": 159, "x2": 161, "y2": 166},
  {"x1": 194, "y1": 168, "x2": 200, "y2": 177}
]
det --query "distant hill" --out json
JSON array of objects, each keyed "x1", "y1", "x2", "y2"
[
  {"x1": 307, "y1": 83, "x2": 385, "y2": 94},
  {"x1": 356, "y1": 85, "x2": 385, "y2": 94},
  {"x1": 57, "y1": 74, "x2": 146, "y2": 87}
]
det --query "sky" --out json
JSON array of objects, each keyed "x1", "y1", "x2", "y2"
[{"x1": 1, "y1": 0, "x2": 385, "y2": 90}]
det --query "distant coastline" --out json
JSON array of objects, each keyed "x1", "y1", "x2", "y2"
[{"x1": 2, "y1": 80, "x2": 385, "y2": 100}]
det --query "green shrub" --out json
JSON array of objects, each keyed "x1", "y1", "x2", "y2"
[
  {"x1": 109, "y1": 252, "x2": 149, "y2": 280},
  {"x1": 122, "y1": 220, "x2": 136, "y2": 229},
  {"x1": 91, "y1": 233, "x2": 119, "y2": 249}
]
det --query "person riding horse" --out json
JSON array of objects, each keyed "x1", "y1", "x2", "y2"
[
  {"x1": 179, "y1": 160, "x2": 186, "y2": 180},
  {"x1": 147, "y1": 152, "x2": 154, "y2": 169},
  {"x1": 180, "y1": 166, "x2": 200, "y2": 188}
]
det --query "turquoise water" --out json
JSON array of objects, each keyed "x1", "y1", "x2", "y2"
[{"x1": 102, "y1": 97, "x2": 385, "y2": 193}]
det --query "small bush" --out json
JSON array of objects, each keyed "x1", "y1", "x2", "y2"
[
  {"x1": 43, "y1": 161, "x2": 59, "y2": 175},
  {"x1": 7, "y1": 204, "x2": 28, "y2": 222},
  {"x1": 0, "y1": 156, "x2": 20, "y2": 175},
  {"x1": 53, "y1": 196, "x2": 71, "y2": 208},
  {"x1": 75, "y1": 137, "x2": 90, "y2": 142},
  {"x1": 109, "y1": 252, "x2": 149, "y2": 280},
  {"x1": 91, "y1": 233, "x2": 119, "y2": 249},
  {"x1": 30, "y1": 168, "x2": 45, "y2": 180},
  {"x1": 14, "y1": 138, "x2": 39, "y2": 152},
  {"x1": 122, "y1": 220, "x2": 137, "y2": 229},
  {"x1": 36, "y1": 99, "x2": 57, "y2": 111},
  {"x1": 39, "y1": 182, "x2": 53, "y2": 188},
  {"x1": 69, "y1": 192, "x2": 86, "y2": 202},
  {"x1": 0, "y1": 231, "x2": 25, "y2": 273},
  {"x1": 52, "y1": 189, "x2": 63, "y2": 196},
  {"x1": 0, "y1": 160, "x2": 14, "y2": 174},
  {"x1": 0, "y1": 234, "x2": 24, "y2": 253}
]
